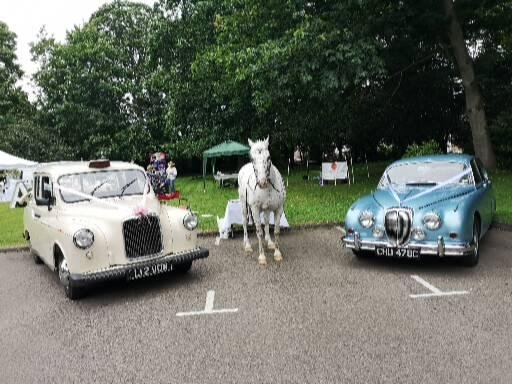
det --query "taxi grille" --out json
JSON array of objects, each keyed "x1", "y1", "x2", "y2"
[
  {"x1": 385, "y1": 208, "x2": 412, "y2": 246},
  {"x1": 123, "y1": 215, "x2": 163, "y2": 258}
]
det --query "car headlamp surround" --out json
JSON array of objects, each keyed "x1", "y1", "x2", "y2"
[
  {"x1": 73, "y1": 229, "x2": 95, "y2": 249},
  {"x1": 423, "y1": 212, "x2": 441, "y2": 231},
  {"x1": 183, "y1": 212, "x2": 199, "y2": 231},
  {"x1": 359, "y1": 210, "x2": 375, "y2": 229},
  {"x1": 372, "y1": 226, "x2": 384, "y2": 238},
  {"x1": 411, "y1": 227, "x2": 426, "y2": 241}
]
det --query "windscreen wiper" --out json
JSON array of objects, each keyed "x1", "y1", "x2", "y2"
[
  {"x1": 90, "y1": 180, "x2": 108, "y2": 196},
  {"x1": 405, "y1": 182, "x2": 437, "y2": 187},
  {"x1": 119, "y1": 178, "x2": 137, "y2": 198}
]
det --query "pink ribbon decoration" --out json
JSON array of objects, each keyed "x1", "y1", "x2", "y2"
[{"x1": 133, "y1": 206, "x2": 149, "y2": 217}]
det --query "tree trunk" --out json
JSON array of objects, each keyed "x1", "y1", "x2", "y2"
[{"x1": 443, "y1": 0, "x2": 497, "y2": 170}]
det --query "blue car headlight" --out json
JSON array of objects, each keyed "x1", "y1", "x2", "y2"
[
  {"x1": 423, "y1": 212, "x2": 441, "y2": 231},
  {"x1": 359, "y1": 210, "x2": 375, "y2": 228}
]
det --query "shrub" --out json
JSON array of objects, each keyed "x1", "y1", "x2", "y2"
[
  {"x1": 376, "y1": 140, "x2": 399, "y2": 160},
  {"x1": 403, "y1": 139, "x2": 443, "y2": 158}
]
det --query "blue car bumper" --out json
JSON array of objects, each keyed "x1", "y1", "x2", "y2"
[{"x1": 343, "y1": 232, "x2": 475, "y2": 257}]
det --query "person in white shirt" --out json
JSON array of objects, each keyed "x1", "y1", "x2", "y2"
[{"x1": 166, "y1": 161, "x2": 178, "y2": 193}]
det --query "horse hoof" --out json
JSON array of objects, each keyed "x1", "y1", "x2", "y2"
[
  {"x1": 258, "y1": 255, "x2": 267, "y2": 265},
  {"x1": 267, "y1": 241, "x2": 276, "y2": 250},
  {"x1": 274, "y1": 249, "x2": 283, "y2": 262},
  {"x1": 244, "y1": 244, "x2": 253, "y2": 253}
]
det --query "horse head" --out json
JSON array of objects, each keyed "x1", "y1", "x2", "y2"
[{"x1": 248, "y1": 136, "x2": 271, "y2": 189}]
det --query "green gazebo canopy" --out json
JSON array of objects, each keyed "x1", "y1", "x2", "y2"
[{"x1": 202, "y1": 140, "x2": 250, "y2": 188}]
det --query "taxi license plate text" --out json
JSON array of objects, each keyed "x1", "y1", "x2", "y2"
[{"x1": 128, "y1": 262, "x2": 172, "y2": 280}]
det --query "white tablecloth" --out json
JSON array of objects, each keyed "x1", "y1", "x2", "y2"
[
  {"x1": 213, "y1": 173, "x2": 238, "y2": 187},
  {"x1": 321, "y1": 161, "x2": 348, "y2": 182},
  {"x1": 217, "y1": 199, "x2": 289, "y2": 239}
]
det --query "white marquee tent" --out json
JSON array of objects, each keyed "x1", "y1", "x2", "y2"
[
  {"x1": 0, "y1": 150, "x2": 37, "y2": 170},
  {"x1": 1, "y1": 150, "x2": 38, "y2": 204}
]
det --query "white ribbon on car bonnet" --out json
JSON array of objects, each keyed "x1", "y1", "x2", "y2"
[{"x1": 386, "y1": 168, "x2": 473, "y2": 206}]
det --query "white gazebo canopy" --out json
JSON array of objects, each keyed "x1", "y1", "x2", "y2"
[{"x1": 0, "y1": 150, "x2": 37, "y2": 170}]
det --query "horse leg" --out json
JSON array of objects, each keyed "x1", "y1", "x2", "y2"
[
  {"x1": 241, "y1": 201, "x2": 252, "y2": 253},
  {"x1": 264, "y1": 210, "x2": 275, "y2": 250},
  {"x1": 273, "y1": 207, "x2": 284, "y2": 262},
  {"x1": 252, "y1": 206, "x2": 266, "y2": 265}
]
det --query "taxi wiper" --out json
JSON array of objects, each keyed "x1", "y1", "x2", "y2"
[
  {"x1": 119, "y1": 178, "x2": 137, "y2": 197},
  {"x1": 90, "y1": 180, "x2": 108, "y2": 196}
]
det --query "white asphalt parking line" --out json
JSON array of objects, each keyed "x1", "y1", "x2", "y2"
[
  {"x1": 176, "y1": 290, "x2": 239, "y2": 317},
  {"x1": 176, "y1": 308, "x2": 239, "y2": 317},
  {"x1": 410, "y1": 275, "x2": 469, "y2": 299},
  {"x1": 335, "y1": 226, "x2": 346, "y2": 235},
  {"x1": 410, "y1": 291, "x2": 469, "y2": 299},
  {"x1": 205, "y1": 290, "x2": 215, "y2": 312},
  {"x1": 411, "y1": 275, "x2": 443, "y2": 294}
]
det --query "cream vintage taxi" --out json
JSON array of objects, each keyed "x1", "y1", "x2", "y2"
[{"x1": 24, "y1": 160, "x2": 208, "y2": 299}]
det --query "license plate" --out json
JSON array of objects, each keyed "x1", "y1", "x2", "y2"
[
  {"x1": 127, "y1": 262, "x2": 172, "y2": 280},
  {"x1": 376, "y1": 247, "x2": 420, "y2": 259}
]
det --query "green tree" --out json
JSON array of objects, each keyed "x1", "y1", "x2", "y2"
[
  {"x1": 0, "y1": 21, "x2": 40, "y2": 159},
  {"x1": 0, "y1": 21, "x2": 28, "y2": 115},
  {"x1": 467, "y1": 1, "x2": 512, "y2": 169},
  {"x1": 155, "y1": 0, "x2": 387, "y2": 162},
  {"x1": 151, "y1": 0, "x2": 231, "y2": 159},
  {"x1": 442, "y1": 0, "x2": 496, "y2": 169},
  {"x1": 28, "y1": 0, "x2": 512, "y2": 169},
  {"x1": 32, "y1": 1, "x2": 163, "y2": 162}
]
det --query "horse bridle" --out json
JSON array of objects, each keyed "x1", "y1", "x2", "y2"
[{"x1": 250, "y1": 159, "x2": 280, "y2": 193}]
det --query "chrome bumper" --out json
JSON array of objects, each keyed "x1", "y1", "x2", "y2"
[
  {"x1": 69, "y1": 247, "x2": 209, "y2": 287},
  {"x1": 343, "y1": 232, "x2": 474, "y2": 257}
]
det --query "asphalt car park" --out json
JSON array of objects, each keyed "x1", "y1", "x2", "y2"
[{"x1": 1, "y1": 227, "x2": 512, "y2": 383}]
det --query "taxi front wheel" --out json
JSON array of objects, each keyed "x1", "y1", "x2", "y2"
[{"x1": 58, "y1": 254, "x2": 86, "y2": 300}]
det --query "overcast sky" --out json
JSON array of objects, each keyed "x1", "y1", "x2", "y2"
[{"x1": 0, "y1": 0, "x2": 156, "y2": 98}]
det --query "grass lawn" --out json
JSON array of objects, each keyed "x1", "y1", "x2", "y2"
[
  {"x1": 0, "y1": 203, "x2": 26, "y2": 249},
  {"x1": 1, "y1": 161, "x2": 511, "y2": 249},
  {"x1": 492, "y1": 170, "x2": 512, "y2": 224},
  {"x1": 167, "y1": 162, "x2": 386, "y2": 231}
]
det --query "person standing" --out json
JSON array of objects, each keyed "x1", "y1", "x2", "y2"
[{"x1": 166, "y1": 161, "x2": 178, "y2": 193}]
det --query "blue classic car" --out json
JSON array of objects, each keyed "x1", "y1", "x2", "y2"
[{"x1": 343, "y1": 154, "x2": 495, "y2": 266}]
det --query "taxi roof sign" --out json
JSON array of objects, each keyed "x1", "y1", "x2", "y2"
[{"x1": 89, "y1": 159, "x2": 111, "y2": 169}]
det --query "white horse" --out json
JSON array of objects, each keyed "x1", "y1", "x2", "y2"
[{"x1": 238, "y1": 137, "x2": 286, "y2": 265}]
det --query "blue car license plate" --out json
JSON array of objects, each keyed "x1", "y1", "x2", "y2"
[
  {"x1": 376, "y1": 247, "x2": 420, "y2": 259},
  {"x1": 127, "y1": 262, "x2": 173, "y2": 280}
]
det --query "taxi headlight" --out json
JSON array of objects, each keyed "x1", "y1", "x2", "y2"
[
  {"x1": 423, "y1": 212, "x2": 441, "y2": 231},
  {"x1": 359, "y1": 210, "x2": 375, "y2": 228},
  {"x1": 183, "y1": 212, "x2": 198, "y2": 231},
  {"x1": 73, "y1": 229, "x2": 94, "y2": 249}
]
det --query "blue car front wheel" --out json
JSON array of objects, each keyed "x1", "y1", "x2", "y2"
[{"x1": 462, "y1": 218, "x2": 480, "y2": 267}]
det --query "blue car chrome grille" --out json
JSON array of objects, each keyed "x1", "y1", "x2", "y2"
[{"x1": 385, "y1": 208, "x2": 412, "y2": 245}]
